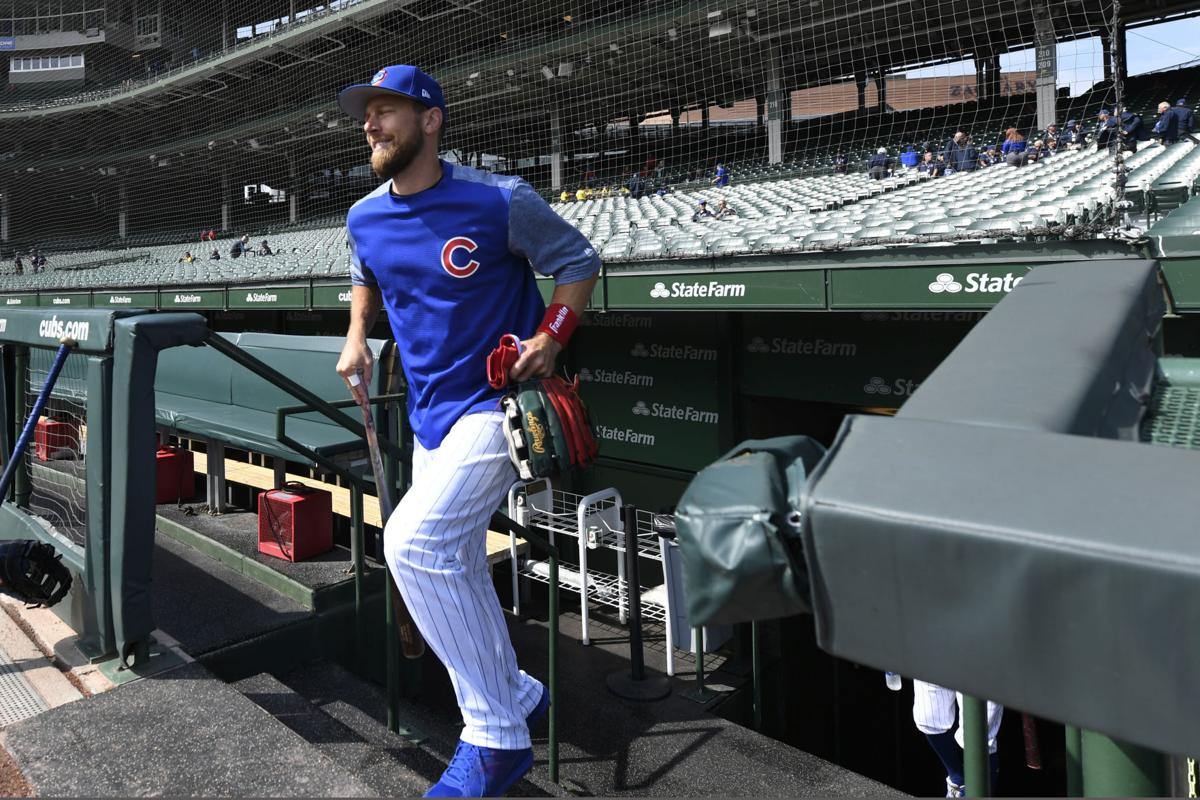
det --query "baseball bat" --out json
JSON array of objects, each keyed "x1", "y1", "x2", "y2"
[
  {"x1": 349, "y1": 370, "x2": 426, "y2": 659},
  {"x1": 1021, "y1": 712, "x2": 1043, "y2": 770},
  {"x1": 0, "y1": 339, "x2": 75, "y2": 507}
]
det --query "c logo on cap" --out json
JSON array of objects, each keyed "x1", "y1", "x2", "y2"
[
  {"x1": 441, "y1": 237, "x2": 480, "y2": 278},
  {"x1": 371, "y1": 69, "x2": 388, "y2": 86}
]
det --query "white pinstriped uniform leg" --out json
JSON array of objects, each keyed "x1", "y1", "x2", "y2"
[
  {"x1": 384, "y1": 410, "x2": 544, "y2": 750},
  {"x1": 912, "y1": 679, "x2": 1004, "y2": 753}
]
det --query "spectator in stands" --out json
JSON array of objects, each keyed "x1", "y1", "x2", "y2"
[
  {"x1": 1176, "y1": 99, "x2": 1195, "y2": 135},
  {"x1": 692, "y1": 199, "x2": 714, "y2": 221},
  {"x1": 259, "y1": 240, "x2": 274, "y2": 256},
  {"x1": 644, "y1": 153, "x2": 657, "y2": 176},
  {"x1": 868, "y1": 147, "x2": 891, "y2": 180},
  {"x1": 559, "y1": 189, "x2": 571, "y2": 202},
  {"x1": 942, "y1": 132, "x2": 977, "y2": 173},
  {"x1": 979, "y1": 144, "x2": 999, "y2": 167},
  {"x1": 1001, "y1": 128, "x2": 1027, "y2": 167},
  {"x1": 230, "y1": 234, "x2": 251, "y2": 258},
  {"x1": 715, "y1": 199, "x2": 737, "y2": 219},
  {"x1": 575, "y1": 187, "x2": 587, "y2": 201},
  {"x1": 655, "y1": 184, "x2": 671, "y2": 197},
  {"x1": 31, "y1": 249, "x2": 45, "y2": 273},
  {"x1": 1154, "y1": 101, "x2": 1182, "y2": 145},
  {"x1": 627, "y1": 171, "x2": 646, "y2": 199},
  {"x1": 179, "y1": 251, "x2": 195, "y2": 264},
  {"x1": 918, "y1": 151, "x2": 943, "y2": 177},
  {"x1": 1119, "y1": 109, "x2": 1146, "y2": 153},
  {"x1": 1062, "y1": 119, "x2": 1087, "y2": 149},
  {"x1": 598, "y1": 186, "x2": 613, "y2": 198},
  {"x1": 711, "y1": 161, "x2": 730, "y2": 187},
  {"x1": 13, "y1": 253, "x2": 22, "y2": 275},
  {"x1": 1044, "y1": 122, "x2": 1061, "y2": 148},
  {"x1": 834, "y1": 152, "x2": 848, "y2": 174},
  {"x1": 209, "y1": 248, "x2": 221, "y2": 260},
  {"x1": 1095, "y1": 109, "x2": 1118, "y2": 151}
]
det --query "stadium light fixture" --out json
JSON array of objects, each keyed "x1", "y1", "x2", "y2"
[
  {"x1": 557, "y1": 61, "x2": 573, "y2": 77},
  {"x1": 708, "y1": 9, "x2": 722, "y2": 18},
  {"x1": 667, "y1": 27, "x2": 677, "y2": 40},
  {"x1": 541, "y1": 65, "x2": 555, "y2": 80},
  {"x1": 709, "y1": 21, "x2": 732, "y2": 37}
]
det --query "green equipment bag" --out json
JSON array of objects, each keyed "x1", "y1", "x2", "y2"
[{"x1": 673, "y1": 435, "x2": 826, "y2": 628}]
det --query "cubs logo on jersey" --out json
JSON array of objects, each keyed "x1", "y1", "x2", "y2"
[{"x1": 441, "y1": 237, "x2": 480, "y2": 278}]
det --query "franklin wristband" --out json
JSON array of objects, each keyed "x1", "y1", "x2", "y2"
[{"x1": 537, "y1": 303, "x2": 578, "y2": 346}]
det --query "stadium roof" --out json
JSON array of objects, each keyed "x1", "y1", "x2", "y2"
[{"x1": 0, "y1": 0, "x2": 1196, "y2": 167}]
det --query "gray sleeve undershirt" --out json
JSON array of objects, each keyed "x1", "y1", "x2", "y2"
[{"x1": 507, "y1": 180, "x2": 601, "y2": 284}]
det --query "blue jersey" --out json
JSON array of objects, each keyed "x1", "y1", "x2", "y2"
[{"x1": 347, "y1": 161, "x2": 599, "y2": 449}]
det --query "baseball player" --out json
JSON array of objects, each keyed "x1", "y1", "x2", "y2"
[
  {"x1": 334, "y1": 65, "x2": 600, "y2": 797},
  {"x1": 912, "y1": 679, "x2": 1003, "y2": 797}
]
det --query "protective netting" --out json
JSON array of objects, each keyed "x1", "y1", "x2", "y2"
[
  {"x1": 26, "y1": 348, "x2": 88, "y2": 549},
  {"x1": 0, "y1": 0, "x2": 1190, "y2": 281}
]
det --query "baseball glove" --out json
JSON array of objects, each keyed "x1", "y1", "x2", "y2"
[
  {"x1": 0, "y1": 540, "x2": 73, "y2": 608},
  {"x1": 502, "y1": 376, "x2": 599, "y2": 480}
]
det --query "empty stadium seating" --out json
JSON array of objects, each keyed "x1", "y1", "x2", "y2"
[{"x1": 2, "y1": 139, "x2": 1198, "y2": 293}]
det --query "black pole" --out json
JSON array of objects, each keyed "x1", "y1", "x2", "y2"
[
  {"x1": 624, "y1": 503, "x2": 646, "y2": 681},
  {"x1": 606, "y1": 504, "x2": 670, "y2": 701}
]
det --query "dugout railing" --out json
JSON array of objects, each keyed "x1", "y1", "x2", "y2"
[{"x1": 0, "y1": 310, "x2": 213, "y2": 664}]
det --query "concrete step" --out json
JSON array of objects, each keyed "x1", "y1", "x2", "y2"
[
  {"x1": 257, "y1": 661, "x2": 565, "y2": 798},
  {"x1": 234, "y1": 671, "x2": 433, "y2": 798},
  {"x1": 2, "y1": 661, "x2": 376, "y2": 797}
]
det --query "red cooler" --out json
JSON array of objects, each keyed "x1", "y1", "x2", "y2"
[
  {"x1": 155, "y1": 446, "x2": 195, "y2": 504},
  {"x1": 35, "y1": 417, "x2": 79, "y2": 461},
  {"x1": 257, "y1": 483, "x2": 333, "y2": 562}
]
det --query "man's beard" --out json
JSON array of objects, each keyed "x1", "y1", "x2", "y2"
[{"x1": 371, "y1": 134, "x2": 423, "y2": 179}]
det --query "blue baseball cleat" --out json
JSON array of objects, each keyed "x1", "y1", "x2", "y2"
[
  {"x1": 526, "y1": 686, "x2": 550, "y2": 728},
  {"x1": 424, "y1": 740, "x2": 534, "y2": 798}
]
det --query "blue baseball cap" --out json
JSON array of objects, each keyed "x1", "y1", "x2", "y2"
[
  {"x1": 337, "y1": 64, "x2": 446, "y2": 121},
  {"x1": 1178, "y1": 98, "x2": 1188, "y2": 106}
]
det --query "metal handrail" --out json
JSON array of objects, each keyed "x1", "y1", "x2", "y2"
[{"x1": 204, "y1": 331, "x2": 564, "y2": 786}]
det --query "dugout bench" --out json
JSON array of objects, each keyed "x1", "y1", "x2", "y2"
[{"x1": 154, "y1": 331, "x2": 394, "y2": 510}]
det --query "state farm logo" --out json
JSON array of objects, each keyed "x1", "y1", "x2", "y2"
[
  {"x1": 928, "y1": 273, "x2": 962, "y2": 293},
  {"x1": 635, "y1": 400, "x2": 719, "y2": 424},
  {"x1": 928, "y1": 272, "x2": 1024, "y2": 294},
  {"x1": 629, "y1": 342, "x2": 718, "y2": 361},
  {"x1": 578, "y1": 367, "x2": 654, "y2": 387},
  {"x1": 864, "y1": 376, "x2": 921, "y2": 397},
  {"x1": 746, "y1": 336, "x2": 856, "y2": 357},
  {"x1": 649, "y1": 280, "x2": 746, "y2": 299},
  {"x1": 441, "y1": 237, "x2": 480, "y2": 278},
  {"x1": 863, "y1": 377, "x2": 892, "y2": 395}
]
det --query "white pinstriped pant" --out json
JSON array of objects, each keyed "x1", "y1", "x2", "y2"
[
  {"x1": 383, "y1": 410, "x2": 544, "y2": 750},
  {"x1": 912, "y1": 679, "x2": 1004, "y2": 753}
]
